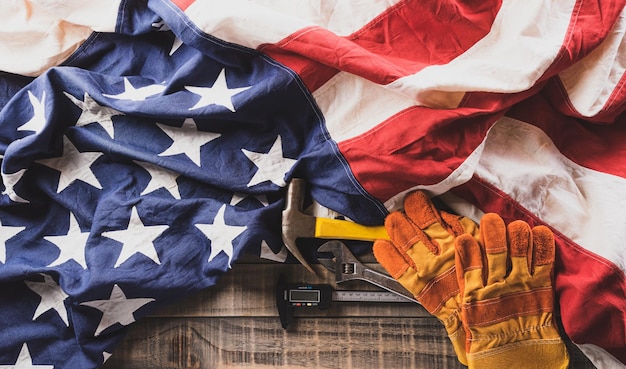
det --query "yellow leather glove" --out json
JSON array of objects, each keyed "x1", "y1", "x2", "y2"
[
  {"x1": 373, "y1": 191, "x2": 480, "y2": 365},
  {"x1": 454, "y1": 213, "x2": 569, "y2": 369}
]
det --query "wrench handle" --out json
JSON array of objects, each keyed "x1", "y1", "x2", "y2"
[
  {"x1": 361, "y1": 268, "x2": 418, "y2": 303},
  {"x1": 314, "y1": 217, "x2": 389, "y2": 241}
]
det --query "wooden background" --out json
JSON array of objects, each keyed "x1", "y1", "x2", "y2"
[{"x1": 102, "y1": 254, "x2": 597, "y2": 369}]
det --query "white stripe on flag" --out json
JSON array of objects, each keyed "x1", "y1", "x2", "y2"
[
  {"x1": 313, "y1": 72, "x2": 416, "y2": 143},
  {"x1": 182, "y1": 0, "x2": 402, "y2": 48},
  {"x1": 28, "y1": 0, "x2": 122, "y2": 32},
  {"x1": 387, "y1": 0, "x2": 576, "y2": 108},
  {"x1": 577, "y1": 344, "x2": 626, "y2": 369},
  {"x1": 0, "y1": 0, "x2": 121, "y2": 76},
  {"x1": 558, "y1": 7, "x2": 626, "y2": 117},
  {"x1": 477, "y1": 117, "x2": 626, "y2": 274}
]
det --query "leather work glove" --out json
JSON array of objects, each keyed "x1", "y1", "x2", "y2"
[
  {"x1": 372, "y1": 191, "x2": 480, "y2": 365},
  {"x1": 454, "y1": 213, "x2": 569, "y2": 369}
]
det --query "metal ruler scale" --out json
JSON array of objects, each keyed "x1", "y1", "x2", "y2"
[{"x1": 332, "y1": 290, "x2": 412, "y2": 303}]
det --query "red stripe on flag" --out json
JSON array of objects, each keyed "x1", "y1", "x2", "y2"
[
  {"x1": 452, "y1": 178, "x2": 626, "y2": 364},
  {"x1": 543, "y1": 75, "x2": 626, "y2": 124},
  {"x1": 546, "y1": 0, "x2": 626, "y2": 72},
  {"x1": 335, "y1": 0, "x2": 626, "y2": 203},
  {"x1": 337, "y1": 105, "x2": 495, "y2": 201},
  {"x1": 507, "y1": 93, "x2": 626, "y2": 179},
  {"x1": 170, "y1": 0, "x2": 195, "y2": 11},
  {"x1": 261, "y1": 0, "x2": 501, "y2": 91},
  {"x1": 538, "y1": 0, "x2": 626, "y2": 124},
  {"x1": 338, "y1": 86, "x2": 541, "y2": 202}
]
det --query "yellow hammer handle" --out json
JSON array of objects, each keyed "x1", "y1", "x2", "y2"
[{"x1": 314, "y1": 217, "x2": 390, "y2": 241}]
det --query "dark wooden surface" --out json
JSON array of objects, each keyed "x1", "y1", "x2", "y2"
[{"x1": 102, "y1": 256, "x2": 597, "y2": 368}]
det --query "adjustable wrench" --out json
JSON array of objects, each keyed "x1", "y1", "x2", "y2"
[{"x1": 317, "y1": 240, "x2": 418, "y2": 304}]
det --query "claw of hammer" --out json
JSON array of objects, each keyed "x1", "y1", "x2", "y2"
[
  {"x1": 281, "y1": 178, "x2": 390, "y2": 274},
  {"x1": 281, "y1": 178, "x2": 318, "y2": 274}
]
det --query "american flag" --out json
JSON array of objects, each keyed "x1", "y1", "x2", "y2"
[{"x1": 0, "y1": 0, "x2": 624, "y2": 368}]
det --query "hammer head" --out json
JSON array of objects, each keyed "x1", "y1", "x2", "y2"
[{"x1": 281, "y1": 178, "x2": 317, "y2": 274}]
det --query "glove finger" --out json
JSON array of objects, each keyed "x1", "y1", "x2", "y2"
[
  {"x1": 404, "y1": 191, "x2": 465, "y2": 236},
  {"x1": 373, "y1": 239, "x2": 416, "y2": 291},
  {"x1": 454, "y1": 233, "x2": 485, "y2": 297},
  {"x1": 506, "y1": 220, "x2": 532, "y2": 280},
  {"x1": 384, "y1": 210, "x2": 438, "y2": 255},
  {"x1": 480, "y1": 213, "x2": 508, "y2": 285},
  {"x1": 530, "y1": 225, "x2": 555, "y2": 279},
  {"x1": 403, "y1": 190, "x2": 440, "y2": 229}
]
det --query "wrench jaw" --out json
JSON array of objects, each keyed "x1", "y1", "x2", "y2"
[
  {"x1": 314, "y1": 237, "x2": 345, "y2": 254},
  {"x1": 317, "y1": 258, "x2": 337, "y2": 274},
  {"x1": 317, "y1": 240, "x2": 352, "y2": 282},
  {"x1": 317, "y1": 240, "x2": 365, "y2": 283}
]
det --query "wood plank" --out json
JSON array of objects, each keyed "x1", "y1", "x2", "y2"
[
  {"x1": 102, "y1": 317, "x2": 467, "y2": 369},
  {"x1": 103, "y1": 259, "x2": 597, "y2": 368},
  {"x1": 151, "y1": 262, "x2": 430, "y2": 318},
  {"x1": 102, "y1": 317, "x2": 596, "y2": 369}
]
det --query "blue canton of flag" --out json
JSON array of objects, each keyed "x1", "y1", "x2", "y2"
[{"x1": 0, "y1": 1, "x2": 387, "y2": 368}]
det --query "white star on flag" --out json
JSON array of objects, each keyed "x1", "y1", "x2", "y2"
[
  {"x1": 151, "y1": 20, "x2": 183, "y2": 55},
  {"x1": 64, "y1": 92, "x2": 124, "y2": 138},
  {"x1": 25, "y1": 274, "x2": 70, "y2": 327},
  {"x1": 185, "y1": 68, "x2": 251, "y2": 112},
  {"x1": 195, "y1": 205, "x2": 247, "y2": 268},
  {"x1": 80, "y1": 284, "x2": 154, "y2": 336},
  {"x1": 0, "y1": 220, "x2": 25, "y2": 264},
  {"x1": 241, "y1": 135, "x2": 296, "y2": 187},
  {"x1": 18, "y1": 91, "x2": 47, "y2": 133},
  {"x1": 1, "y1": 169, "x2": 29, "y2": 203},
  {"x1": 36, "y1": 136, "x2": 103, "y2": 193},
  {"x1": 230, "y1": 193, "x2": 269, "y2": 207},
  {"x1": 135, "y1": 161, "x2": 182, "y2": 199},
  {"x1": 169, "y1": 38, "x2": 183, "y2": 56},
  {"x1": 0, "y1": 343, "x2": 53, "y2": 369},
  {"x1": 102, "y1": 78, "x2": 166, "y2": 101},
  {"x1": 151, "y1": 20, "x2": 169, "y2": 30},
  {"x1": 44, "y1": 212, "x2": 89, "y2": 269},
  {"x1": 157, "y1": 118, "x2": 221, "y2": 166},
  {"x1": 101, "y1": 206, "x2": 169, "y2": 268}
]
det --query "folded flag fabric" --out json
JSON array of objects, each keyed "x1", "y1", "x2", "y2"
[{"x1": 0, "y1": 1, "x2": 624, "y2": 368}]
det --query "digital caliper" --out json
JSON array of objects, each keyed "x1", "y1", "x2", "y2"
[{"x1": 276, "y1": 275, "x2": 411, "y2": 329}]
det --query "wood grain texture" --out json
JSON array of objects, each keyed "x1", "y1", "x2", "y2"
[
  {"x1": 103, "y1": 317, "x2": 466, "y2": 369},
  {"x1": 101, "y1": 260, "x2": 597, "y2": 368}
]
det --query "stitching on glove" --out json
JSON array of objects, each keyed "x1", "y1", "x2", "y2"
[
  {"x1": 469, "y1": 322, "x2": 555, "y2": 341},
  {"x1": 465, "y1": 308, "x2": 553, "y2": 327},
  {"x1": 417, "y1": 267, "x2": 459, "y2": 312},
  {"x1": 463, "y1": 287, "x2": 554, "y2": 326},
  {"x1": 402, "y1": 216, "x2": 441, "y2": 255},
  {"x1": 467, "y1": 338, "x2": 565, "y2": 359}
]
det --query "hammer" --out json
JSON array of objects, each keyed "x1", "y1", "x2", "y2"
[{"x1": 281, "y1": 178, "x2": 390, "y2": 274}]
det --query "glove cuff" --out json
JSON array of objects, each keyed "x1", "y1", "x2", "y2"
[{"x1": 467, "y1": 338, "x2": 569, "y2": 369}]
